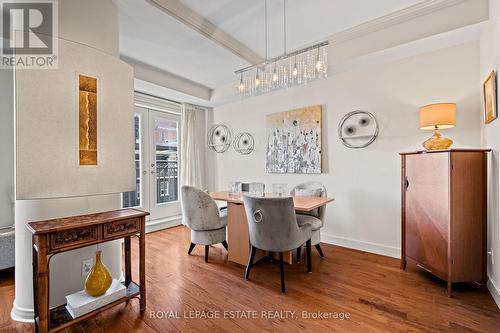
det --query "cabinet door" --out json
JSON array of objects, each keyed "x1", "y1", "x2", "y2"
[{"x1": 405, "y1": 153, "x2": 449, "y2": 278}]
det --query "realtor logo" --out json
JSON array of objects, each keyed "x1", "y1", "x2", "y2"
[{"x1": 1, "y1": 0, "x2": 58, "y2": 68}]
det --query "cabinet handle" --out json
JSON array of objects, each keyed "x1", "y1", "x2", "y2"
[{"x1": 405, "y1": 176, "x2": 409, "y2": 191}]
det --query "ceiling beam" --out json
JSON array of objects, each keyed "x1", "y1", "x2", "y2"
[{"x1": 147, "y1": 0, "x2": 264, "y2": 65}]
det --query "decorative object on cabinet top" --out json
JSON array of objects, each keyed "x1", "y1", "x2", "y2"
[
  {"x1": 338, "y1": 111, "x2": 378, "y2": 149},
  {"x1": 419, "y1": 103, "x2": 456, "y2": 150}
]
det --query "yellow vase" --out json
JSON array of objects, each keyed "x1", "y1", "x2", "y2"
[{"x1": 84, "y1": 250, "x2": 112, "y2": 297}]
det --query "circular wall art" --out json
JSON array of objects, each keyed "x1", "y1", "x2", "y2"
[
  {"x1": 338, "y1": 111, "x2": 379, "y2": 149},
  {"x1": 233, "y1": 132, "x2": 255, "y2": 155},
  {"x1": 207, "y1": 124, "x2": 232, "y2": 153}
]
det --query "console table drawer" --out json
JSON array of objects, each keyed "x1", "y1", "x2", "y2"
[
  {"x1": 50, "y1": 226, "x2": 100, "y2": 251},
  {"x1": 103, "y1": 218, "x2": 140, "y2": 238}
]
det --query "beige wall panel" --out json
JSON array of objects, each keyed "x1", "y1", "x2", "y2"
[{"x1": 15, "y1": 38, "x2": 135, "y2": 199}]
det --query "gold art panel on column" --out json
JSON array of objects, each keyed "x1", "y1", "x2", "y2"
[{"x1": 79, "y1": 75, "x2": 98, "y2": 165}]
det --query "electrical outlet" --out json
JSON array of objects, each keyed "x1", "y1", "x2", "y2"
[{"x1": 82, "y1": 258, "x2": 94, "y2": 277}]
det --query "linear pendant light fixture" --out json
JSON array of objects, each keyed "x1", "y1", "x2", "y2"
[{"x1": 235, "y1": 0, "x2": 329, "y2": 96}]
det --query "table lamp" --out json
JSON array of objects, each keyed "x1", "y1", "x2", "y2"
[{"x1": 419, "y1": 103, "x2": 456, "y2": 150}]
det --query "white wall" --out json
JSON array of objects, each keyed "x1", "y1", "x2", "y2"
[
  {"x1": 0, "y1": 63, "x2": 14, "y2": 229},
  {"x1": 11, "y1": 0, "x2": 128, "y2": 322},
  {"x1": 479, "y1": 0, "x2": 500, "y2": 308},
  {"x1": 212, "y1": 41, "x2": 481, "y2": 258}
]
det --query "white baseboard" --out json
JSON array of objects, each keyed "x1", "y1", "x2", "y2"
[
  {"x1": 145, "y1": 215, "x2": 182, "y2": 233},
  {"x1": 321, "y1": 233, "x2": 401, "y2": 259},
  {"x1": 488, "y1": 277, "x2": 500, "y2": 309}
]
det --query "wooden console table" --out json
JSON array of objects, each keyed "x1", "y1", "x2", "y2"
[{"x1": 27, "y1": 208, "x2": 149, "y2": 333}]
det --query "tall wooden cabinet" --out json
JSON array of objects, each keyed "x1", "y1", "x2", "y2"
[{"x1": 400, "y1": 149, "x2": 489, "y2": 296}]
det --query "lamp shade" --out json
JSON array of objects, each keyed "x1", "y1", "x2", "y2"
[{"x1": 419, "y1": 103, "x2": 456, "y2": 130}]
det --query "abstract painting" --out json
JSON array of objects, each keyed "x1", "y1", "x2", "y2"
[
  {"x1": 483, "y1": 70, "x2": 497, "y2": 124},
  {"x1": 266, "y1": 105, "x2": 322, "y2": 173},
  {"x1": 79, "y1": 74, "x2": 98, "y2": 165}
]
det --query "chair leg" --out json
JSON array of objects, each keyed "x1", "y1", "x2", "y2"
[
  {"x1": 296, "y1": 246, "x2": 301, "y2": 262},
  {"x1": 221, "y1": 240, "x2": 228, "y2": 251},
  {"x1": 279, "y1": 252, "x2": 285, "y2": 294},
  {"x1": 306, "y1": 240, "x2": 312, "y2": 273},
  {"x1": 188, "y1": 242, "x2": 196, "y2": 255},
  {"x1": 245, "y1": 245, "x2": 256, "y2": 280},
  {"x1": 205, "y1": 245, "x2": 209, "y2": 263},
  {"x1": 315, "y1": 243, "x2": 325, "y2": 258}
]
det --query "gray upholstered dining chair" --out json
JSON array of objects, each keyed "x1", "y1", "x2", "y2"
[
  {"x1": 181, "y1": 185, "x2": 228, "y2": 262},
  {"x1": 290, "y1": 182, "x2": 327, "y2": 258},
  {"x1": 243, "y1": 196, "x2": 312, "y2": 293}
]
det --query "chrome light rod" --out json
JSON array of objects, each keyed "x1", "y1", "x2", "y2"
[{"x1": 234, "y1": 41, "x2": 329, "y2": 74}]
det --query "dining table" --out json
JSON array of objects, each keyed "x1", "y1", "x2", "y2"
[{"x1": 210, "y1": 191, "x2": 335, "y2": 266}]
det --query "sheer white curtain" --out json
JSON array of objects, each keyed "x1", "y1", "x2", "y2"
[{"x1": 180, "y1": 103, "x2": 206, "y2": 189}]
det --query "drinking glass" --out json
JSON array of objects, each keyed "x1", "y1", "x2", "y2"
[
  {"x1": 249, "y1": 182, "x2": 265, "y2": 197},
  {"x1": 229, "y1": 182, "x2": 242, "y2": 196},
  {"x1": 272, "y1": 183, "x2": 288, "y2": 197}
]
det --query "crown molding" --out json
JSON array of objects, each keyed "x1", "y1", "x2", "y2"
[
  {"x1": 329, "y1": 0, "x2": 469, "y2": 44},
  {"x1": 147, "y1": 0, "x2": 264, "y2": 65}
]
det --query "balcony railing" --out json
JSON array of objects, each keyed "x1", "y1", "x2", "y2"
[
  {"x1": 156, "y1": 160, "x2": 178, "y2": 203},
  {"x1": 122, "y1": 160, "x2": 178, "y2": 208}
]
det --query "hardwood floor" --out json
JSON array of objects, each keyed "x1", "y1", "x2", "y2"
[{"x1": 1, "y1": 225, "x2": 500, "y2": 332}]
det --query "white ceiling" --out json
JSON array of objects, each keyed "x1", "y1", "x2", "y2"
[{"x1": 116, "y1": 0, "x2": 423, "y2": 89}]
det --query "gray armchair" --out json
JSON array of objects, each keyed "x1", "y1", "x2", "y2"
[
  {"x1": 290, "y1": 182, "x2": 327, "y2": 258},
  {"x1": 181, "y1": 185, "x2": 228, "y2": 262},
  {"x1": 242, "y1": 196, "x2": 312, "y2": 293}
]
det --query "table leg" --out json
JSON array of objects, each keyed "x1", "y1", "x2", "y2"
[
  {"x1": 34, "y1": 236, "x2": 49, "y2": 333},
  {"x1": 139, "y1": 220, "x2": 146, "y2": 311},
  {"x1": 124, "y1": 236, "x2": 131, "y2": 285}
]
